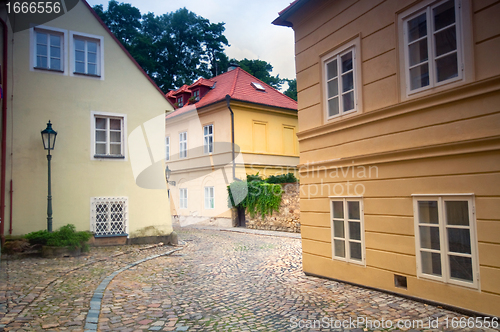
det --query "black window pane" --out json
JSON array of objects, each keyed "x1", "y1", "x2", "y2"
[
  {"x1": 418, "y1": 201, "x2": 439, "y2": 224},
  {"x1": 342, "y1": 72, "x2": 354, "y2": 92},
  {"x1": 348, "y1": 201, "x2": 360, "y2": 220},
  {"x1": 420, "y1": 226, "x2": 440, "y2": 250},
  {"x1": 342, "y1": 91, "x2": 355, "y2": 112},
  {"x1": 421, "y1": 251, "x2": 442, "y2": 276},
  {"x1": 341, "y1": 52, "x2": 352, "y2": 73},
  {"x1": 408, "y1": 13, "x2": 427, "y2": 43},
  {"x1": 327, "y1": 78, "x2": 338, "y2": 98},
  {"x1": 434, "y1": 0, "x2": 455, "y2": 31},
  {"x1": 332, "y1": 201, "x2": 343, "y2": 219},
  {"x1": 334, "y1": 239, "x2": 345, "y2": 258},
  {"x1": 349, "y1": 221, "x2": 361, "y2": 240},
  {"x1": 435, "y1": 27, "x2": 456, "y2": 57},
  {"x1": 334, "y1": 220, "x2": 344, "y2": 238},
  {"x1": 409, "y1": 38, "x2": 429, "y2": 66},
  {"x1": 410, "y1": 63, "x2": 430, "y2": 90},
  {"x1": 327, "y1": 59, "x2": 338, "y2": 80},
  {"x1": 449, "y1": 255, "x2": 473, "y2": 282},
  {"x1": 445, "y1": 201, "x2": 469, "y2": 226},
  {"x1": 350, "y1": 242, "x2": 362, "y2": 260},
  {"x1": 328, "y1": 97, "x2": 339, "y2": 117},
  {"x1": 448, "y1": 228, "x2": 471, "y2": 254}
]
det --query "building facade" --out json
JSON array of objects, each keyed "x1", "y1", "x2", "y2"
[
  {"x1": 274, "y1": 0, "x2": 500, "y2": 316},
  {"x1": 0, "y1": 0, "x2": 174, "y2": 244},
  {"x1": 165, "y1": 67, "x2": 298, "y2": 226}
]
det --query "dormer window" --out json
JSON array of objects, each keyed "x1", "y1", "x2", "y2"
[
  {"x1": 251, "y1": 82, "x2": 265, "y2": 91},
  {"x1": 177, "y1": 96, "x2": 183, "y2": 107},
  {"x1": 193, "y1": 90, "x2": 200, "y2": 101}
]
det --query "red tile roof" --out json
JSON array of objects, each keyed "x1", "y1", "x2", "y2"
[
  {"x1": 166, "y1": 68, "x2": 297, "y2": 119},
  {"x1": 188, "y1": 78, "x2": 215, "y2": 89},
  {"x1": 272, "y1": 0, "x2": 309, "y2": 27}
]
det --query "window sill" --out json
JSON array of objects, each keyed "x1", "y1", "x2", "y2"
[
  {"x1": 94, "y1": 154, "x2": 125, "y2": 159},
  {"x1": 94, "y1": 233, "x2": 128, "y2": 238},
  {"x1": 74, "y1": 72, "x2": 101, "y2": 78},
  {"x1": 34, "y1": 67, "x2": 64, "y2": 73}
]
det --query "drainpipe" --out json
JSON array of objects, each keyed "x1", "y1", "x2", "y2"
[
  {"x1": 0, "y1": 17, "x2": 8, "y2": 244},
  {"x1": 225, "y1": 95, "x2": 236, "y2": 180}
]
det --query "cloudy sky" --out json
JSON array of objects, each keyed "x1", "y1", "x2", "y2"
[{"x1": 86, "y1": 0, "x2": 297, "y2": 83}]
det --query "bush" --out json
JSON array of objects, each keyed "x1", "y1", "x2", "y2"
[
  {"x1": 25, "y1": 224, "x2": 92, "y2": 250},
  {"x1": 265, "y1": 172, "x2": 298, "y2": 184},
  {"x1": 228, "y1": 180, "x2": 282, "y2": 218}
]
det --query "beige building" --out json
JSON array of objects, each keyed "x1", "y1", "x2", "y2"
[
  {"x1": 165, "y1": 67, "x2": 298, "y2": 226},
  {"x1": 274, "y1": 0, "x2": 500, "y2": 316},
  {"x1": 0, "y1": 0, "x2": 174, "y2": 244}
]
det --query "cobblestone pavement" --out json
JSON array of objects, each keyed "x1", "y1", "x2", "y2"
[{"x1": 1, "y1": 227, "x2": 498, "y2": 331}]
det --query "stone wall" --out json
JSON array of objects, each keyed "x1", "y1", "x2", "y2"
[{"x1": 245, "y1": 183, "x2": 300, "y2": 233}]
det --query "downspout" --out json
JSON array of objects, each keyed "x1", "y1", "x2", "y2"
[
  {"x1": 225, "y1": 95, "x2": 236, "y2": 180},
  {"x1": 0, "y1": 17, "x2": 8, "y2": 244}
]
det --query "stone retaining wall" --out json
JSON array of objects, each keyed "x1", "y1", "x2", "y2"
[{"x1": 245, "y1": 183, "x2": 300, "y2": 233}]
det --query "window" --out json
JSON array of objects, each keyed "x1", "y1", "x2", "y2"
[
  {"x1": 179, "y1": 188, "x2": 188, "y2": 209},
  {"x1": 193, "y1": 90, "x2": 200, "y2": 101},
  {"x1": 165, "y1": 136, "x2": 170, "y2": 161},
  {"x1": 403, "y1": 0, "x2": 462, "y2": 94},
  {"x1": 91, "y1": 112, "x2": 126, "y2": 159},
  {"x1": 179, "y1": 131, "x2": 187, "y2": 158},
  {"x1": 413, "y1": 195, "x2": 478, "y2": 288},
  {"x1": 205, "y1": 186, "x2": 214, "y2": 209},
  {"x1": 324, "y1": 48, "x2": 357, "y2": 118},
  {"x1": 74, "y1": 37, "x2": 100, "y2": 75},
  {"x1": 203, "y1": 124, "x2": 214, "y2": 154},
  {"x1": 91, "y1": 197, "x2": 128, "y2": 236},
  {"x1": 330, "y1": 198, "x2": 365, "y2": 265},
  {"x1": 177, "y1": 96, "x2": 184, "y2": 107},
  {"x1": 35, "y1": 29, "x2": 63, "y2": 71},
  {"x1": 251, "y1": 82, "x2": 265, "y2": 91}
]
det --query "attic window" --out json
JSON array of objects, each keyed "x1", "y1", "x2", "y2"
[{"x1": 251, "y1": 82, "x2": 265, "y2": 91}]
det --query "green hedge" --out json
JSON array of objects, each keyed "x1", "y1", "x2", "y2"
[{"x1": 25, "y1": 224, "x2": 92, "y2": 250}]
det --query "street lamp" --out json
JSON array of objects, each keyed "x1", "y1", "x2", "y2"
[
  {"x1": 165, "y1": 165, "x2": 176, "y2": 186},
  {"x1": 41, "y1": 121, "x2": 57, "y2": 232}
]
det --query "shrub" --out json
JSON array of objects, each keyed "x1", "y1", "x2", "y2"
[
  {"x1": 25, "y1": 224, "x2": 92, "y2": 250},
  {"x1": 265, "y1": 172, "x2": 298, "y2": 184},
  {"x1": 228, "y1": 180, "x2": 282, "y2": 218}
]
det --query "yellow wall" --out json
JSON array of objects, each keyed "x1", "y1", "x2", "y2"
[
  {"x1": 2, "y1": 1, "x2": 174, "y2": 237},
  {"x1": 288, "y1": 0, "x2": 500, "y2": 316}
]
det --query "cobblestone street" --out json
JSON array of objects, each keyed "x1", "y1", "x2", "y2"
[{"x1": 0, "y1": 227, "x2": 497, "y2": 331}]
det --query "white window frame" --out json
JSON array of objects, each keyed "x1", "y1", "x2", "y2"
[
  {"x1": 179, "y1": 131, "x2": 187, "y2": 159},
  {"x1": 70, "y1": 31, "x2": 104, "y2": 80},
  {"x1": 413, "y1": 194, "x2": 479, "y2": 289},
  {"x1": 165, "y1": 136, "x2": 170, "y2": 161},
  {"x1": 30, "y1": 26, "x2": 68, "y2": 75},
  {"x1": 329, "y1": 197, "x2": 365, "y2": 265},
  {"x1": 193, "y1": 89, "x2": 200, "y2": 101},
  {"x1": 179, "y1": 188, "x2": 188, "y2": 209},
  {"x1": 203, "y1": 124, "x2": 214, "y2": 154},
  {"x1": 204, "y1": 186, "x2": 215, "y2": 210},
  {"x1": 398, "y1": 0, "x2": 473, "y2": 100},
  {"x1": 90, "y1": 111, "x2": 127, "y2": 160},
  {"x1": 90, "y1": 197, "x2": 128, "y2": 237},
  {"x1": 321, "y1": 37, "x2": 362, "y2": 122},
  {"x1": 177, "y1": 96, "x2": 184, "y2": 107}
]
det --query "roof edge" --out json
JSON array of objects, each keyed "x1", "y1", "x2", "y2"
[
  {"x1": 272, "y1": 0, "x2": 310, "y2": 27},
  {"x1": 81, "y1": 0, "x2": 174, "y2": 108}
]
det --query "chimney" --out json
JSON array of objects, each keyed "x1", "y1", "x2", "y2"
[{"x1": 227, "y1": 63, "x2": 240, "y2": 71}]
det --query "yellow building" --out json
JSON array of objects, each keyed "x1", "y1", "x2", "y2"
[
  {"x1": 274, "y1": 0, "x2": 500, "y2": 316},
  {"x1": 165, "y1": 66, "x2": 298, "y2": 226},
  {"x1": 0, "y1": 0, "x2": 174, "y2": 244}
]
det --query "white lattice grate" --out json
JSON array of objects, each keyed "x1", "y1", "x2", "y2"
[{"x1": 91, "y1": 197, "x2": 128, "y2": 236}]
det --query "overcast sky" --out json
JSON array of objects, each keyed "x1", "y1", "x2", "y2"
[{"x1": 86, "y1": 0, "x2": 296, "y2": 83}]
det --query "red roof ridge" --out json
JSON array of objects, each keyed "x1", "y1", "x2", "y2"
[{"x1": 228, "y1": 68, "x2": 240, "y2": 97}]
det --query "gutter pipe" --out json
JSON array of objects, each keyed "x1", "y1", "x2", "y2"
[
  {"x1": 0, "y1": 17, "x2": 8, "y2": 243},
  {"x1": 225, "y1": 94, "x2": 236, "y2": 180}
]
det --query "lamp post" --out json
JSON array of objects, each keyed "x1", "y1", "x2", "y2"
[{"x1": 41, "y1": 121, "x2": 57, "y2": 232}]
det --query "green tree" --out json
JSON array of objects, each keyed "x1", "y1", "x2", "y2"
[
  {"x1": 93, "y1": 2, "x2": 229, "y2": 91},
  {"x1": 284, "y1": 78, "x2": 297, "y2": 101},
  {"x1": 232, "y1": 58, "x2": 284, "y2": 90}
]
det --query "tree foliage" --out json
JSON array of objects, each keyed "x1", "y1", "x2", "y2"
[
  {"x1": 93, "y1": 1, "x2": 229, "y2": 91},
  {"x1": 231, "y1": 58, "x2": 283, "y2": 90},
  {"x1": 284, "y1": 78, "x2": 297, "y2": 101}
]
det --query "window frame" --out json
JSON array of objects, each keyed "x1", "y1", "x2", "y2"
[
  {"x1": 321, "y1": 37, "x2": 362, "y2": 122},
  {"x1": 412, "y1": 194, "x2": 479, "y2": 289},
  {"x1": 70, "y1": 31, "x2": 104, "y2": 80},
  {"x1": 90, "y1": 111, "x2": 127, "y2": 160},
  {"x1": 329, "y1": 197, "x2": 365, "y2": 266},
  {"x1": 179, "y1": 188, "x2": 188, "y2": 209},
  {"x1": 165, "y1": 136, "x2": 170, "y2": 161},
  {"x1": 177, "y1": 96, "x2": 184, "y2": 107},
  {"x1": 30, "y1": 26, "x2": 68, "y2": 75},
  {"x1": 203, "y1": 124, "x2": 214, "y2": 154},
  {"x1": 204, "y1": 186, "x2": 215, "y2": 210},
  {"x1": 398, "y1": 0, "x2": 473, "y2": 100},
  {"x1": 179, "y1": 131, "x2": 188, "y2": 159},
  {"x1": 193, "y1": 90, "x2": 200, "y2": 101},
  {"x1": 90, "y1": 196, "x2": 128, "y2": 237}
]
